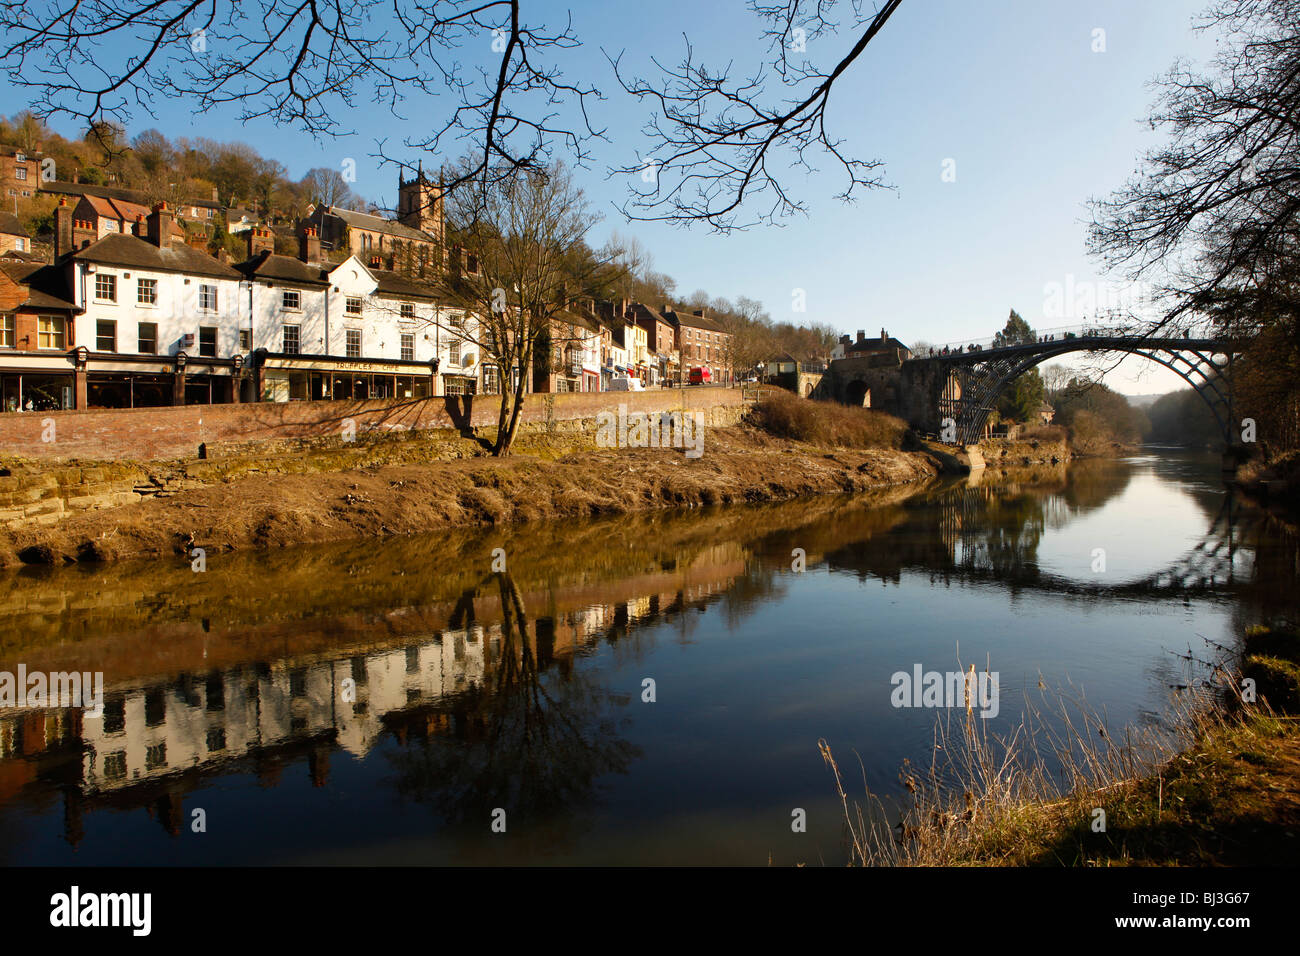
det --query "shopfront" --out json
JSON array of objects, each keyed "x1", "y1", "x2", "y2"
[{"x1": 254, "y1": 353, "x2": 438, "y2": 403}]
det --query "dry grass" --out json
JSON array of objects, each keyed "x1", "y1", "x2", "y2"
[
  {"x1": 820, "y1": 664, "x2": 1266, "y2": 866},
  {"x1": 750, "y1": 389, "x2": 911, "y2": 450},
  {"x1": 1017, "y1": 424, "x2": 1068, "y2": 443}
]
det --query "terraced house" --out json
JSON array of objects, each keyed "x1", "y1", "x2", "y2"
[{"x1": 0, "y1": 200, "x2": 482, "y2": 411}]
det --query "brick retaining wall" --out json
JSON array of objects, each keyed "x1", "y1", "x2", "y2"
[{"x1": 0, "y1": 387, "x2": 746, "y2": 462}]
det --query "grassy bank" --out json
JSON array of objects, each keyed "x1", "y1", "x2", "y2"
[
  {"x1": 1, "y1": 394, "x2": 944, "y2": 566},
  {"x1": 824, "y1": 625, "x2": 1300, "y2": 866}
]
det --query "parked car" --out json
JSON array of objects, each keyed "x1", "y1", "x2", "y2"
[
  {"x1": 609, "y1": 375, "x2": 644, "y2": 391},
  {"x1": 688, "y1": 367, "x2": 712, "y2": 385}
]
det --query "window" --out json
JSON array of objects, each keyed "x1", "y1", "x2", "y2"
[
  {"x1": 0, "y1": 314, "x2": 12, "y2": 348},
  {"x1": 465, "y1": 254, "x2": 479, "y2": 274},
  {"x1": 239, "y1": 329, "x2": 251, "y2": 351},
  {"x1": 400, "y1": 333, "x2": 414, "y2": 361},
  {"x1": 198, "y1": 326, "x2": 217, "y2": 357},
  {"x1": 37, "y1": 315, "x2": 65, "y2": 349},
  {"x1": 282, "y1": 290, "x2": 300, "y2": 311},
  {"x1": 136, "y1": 277, "x2": 157, "y2": 305},
  {"x1": 447, "y1": 336, "x2": 461, "y2": 366},
  {"x1": 96, "y1": 320, "x2": 116, "y2": 352},
  {"x1": 346, "y1": 329, "x2": 362, "y2": 357},
  {"x1": 103, "y1": 752, "x2": 127, "y2": 781},
  {"x1": 282, "y1": 325, "x2": 300, "y2": 354},
  {"x1": 13, "y1": 166, "x2": 26, "y2": 181},
  {"x1": 199, "y1": 284, "x2": 217, "y2": 311},
  {"x1": 346, "y1": 296, "x2": 362, "y2": 316},
  {"x1": 102, "y1": 220, "x2": 118, "y2": 233},
  {"x1": 13, "y1": 237, "x2": 26, "y2": 252},
  {"x1": 94, "y1": 273, "x2": 116, "y2": 302},
  {"x1": 145, "y1": 742, "x2": 167, "y2": 771},
  {"x1": 400, "y1": 303, "x2": 415, "y2": 320},
  {"x1": 138, "y1": 322, "x2": 157, "y2": 354}
]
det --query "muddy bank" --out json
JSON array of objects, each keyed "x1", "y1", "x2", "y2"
[{"x1": 0, "y1": 424, "x2": 943, "y2": 566}]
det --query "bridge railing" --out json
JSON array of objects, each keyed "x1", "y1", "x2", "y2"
[{"x1": 912, "y1": 320, "x2": 1221, "y2": 358}]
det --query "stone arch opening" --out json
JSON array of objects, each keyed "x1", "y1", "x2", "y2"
[{"x1": 845, "y1": 380, "x2": 870, "y2": 407}]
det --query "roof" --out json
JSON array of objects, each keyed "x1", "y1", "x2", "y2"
[
  {"x1": 41, "y1": 180, "x2": 224, "y2": 210},
  {"x1": 237, "y1": 251, "x2": 329, "y2": 285},
  {"x1": 72, "y1": 233, "x2": 242, "y2": 279},
  {"x1": 0, "y1": 212, "x2": 29, "y2": 238},
  {"x1": 0, "y1": 260, "x2": 80, "y2": 312},
  {"x1": 326, "y1": 206, "x2": 434, "y2": 243},
  {"x1": 846, "y1": 336, "x2": 910, "y2": 353},
  {"x1": 669, "y1": 309, "x2": 726, "y2": 333},
  {"x1": 371, "y1": 267, "x2": 448, "y2": 302},
  {"x1": 83, "y1": 194, "x2": 151, "y2": 224}
]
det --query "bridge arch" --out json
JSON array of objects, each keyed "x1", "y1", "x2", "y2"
[{"x1": 926, "y1": 336, "x2": 1243, "y2": 446}]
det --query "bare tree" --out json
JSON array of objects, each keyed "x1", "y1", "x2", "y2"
[
  {"x1": 300, "y1": 167, "x2": 354, "y2": 209},
  {"x1": 609, "y1": 0, "x2": 903, "y2": 229},
  {"x1": 1, "y1": 0, "x2": 903, "y2": 230},
  {"x1": 444, "y1": 160, "x2": 617, "y2": 456},
  {"x1": 1089, "y1": 0, "x2": 1300, "y2": 334}
]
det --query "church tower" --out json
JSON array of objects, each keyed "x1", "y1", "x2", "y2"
[{"x1": 397, "y1": 163, "x2": 444, "y2": 243}]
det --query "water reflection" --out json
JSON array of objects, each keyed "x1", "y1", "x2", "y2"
[{"x1": 0, "y1": 454, "x2": 1295, "y2": 863}]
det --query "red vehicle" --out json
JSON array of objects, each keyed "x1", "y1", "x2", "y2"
[{"x1": 688, "y1": 366, "x2": 712, "y2": 385}]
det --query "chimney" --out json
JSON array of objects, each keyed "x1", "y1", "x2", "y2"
[
  {"x1": 54, "y1": 198, "x2": 72, "y2": 260},
  {"x1": 247, "y1": 227, "x2": 274, "y2": 258},
  {"x1": 299, "y1": 225, "x2": 321, "y2": 263},
  {"x1": 146, "y1": 202, "x2": 174, "y2": 247},
  {"x1": 216, "y1": 248, "x2": 230, "y2": 264},
  {"x1": 856, "y1": 329, "x2": 866, "y2": 343},
  {"x1": 212, "y1": 185, "x2": 219, "y2": 202},
  {"x1": 618, "y1": 297, "x2": 629, "y2": 319},
  {"x1": 72, "y1": 218, "x2": 96, "y2": 251},
  {"x1": 368, "y1": 253, "x2": 382, "y2": 269},
  {"x1": 840, "y1": 334, "x2": 851, "y2": 345},
  {"x1": 133, "y1": 213, "x2": 145, "y2": 238},
  {"x1": 881, "y1": 327, "x2": 888, "y2": 342}
]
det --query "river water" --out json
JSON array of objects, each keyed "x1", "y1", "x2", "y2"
[{"x1": 1, "y1": 449, "x2": 1295, "y2": 865}]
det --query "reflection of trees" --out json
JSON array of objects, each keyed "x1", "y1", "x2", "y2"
[{"x1": 384, "y1": 572, "x2": 639, "y2": 860}]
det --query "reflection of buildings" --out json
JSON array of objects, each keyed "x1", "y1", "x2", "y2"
[{"x1": 0, "y1": 561, "x2": 742, "y2": 846}]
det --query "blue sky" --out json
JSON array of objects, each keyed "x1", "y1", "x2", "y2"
[{"x1": 2, "y1": 0, "x2": 1217, "y2": 393}]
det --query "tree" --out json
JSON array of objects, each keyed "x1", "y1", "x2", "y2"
[
  {"x1": 0, "y1": 0, "x2": 902, "y2": 230},
  {"x1": 1089, "y1": 0, "x2": 1300, "y2": 335},
  {"x1": 994, "y1": 308, "x2": 1036, "y2": 348},
  {"x1": 444, "y1": 160, "x2": 615, "y2": 456},
  {"x1": 300, "y1": 168, "x2": 353, "y2": 210}
]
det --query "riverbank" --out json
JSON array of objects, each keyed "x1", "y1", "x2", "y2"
[
  {"x1": 828, "y1": 624, "x2": 1300, "y2": 866},
  {"x1": 0, "y1": 416, "x2": 944, "y2": 566}
]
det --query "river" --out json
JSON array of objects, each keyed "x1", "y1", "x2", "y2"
[{"x1": 1, "y1": 449, "x2": 1295, "y2": 865}]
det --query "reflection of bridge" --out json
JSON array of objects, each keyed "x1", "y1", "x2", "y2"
[
  {"x1": 906, "y1": 324, "x2": 1247, "y2": 445},
  {"x1": 933, "y1": 487, "x2": 1254, "y2": 597}
]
